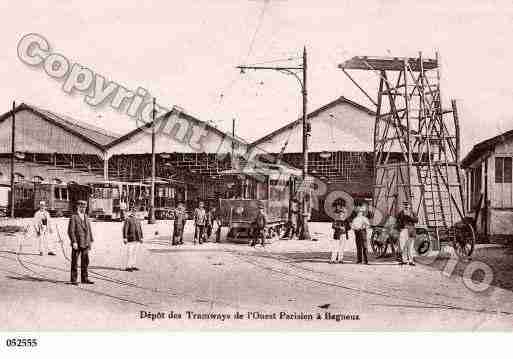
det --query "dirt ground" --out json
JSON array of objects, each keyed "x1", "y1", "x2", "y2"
[{"x1": 1, "y1": 218, "x2": 512, "y2": 331}]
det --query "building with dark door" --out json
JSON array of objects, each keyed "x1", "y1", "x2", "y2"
[{"x1": 462, "y1": 130, "x2": 513, "y2": 241}]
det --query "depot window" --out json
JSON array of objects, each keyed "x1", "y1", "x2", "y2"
[{"x1": 495, "y1": 157, "x2": 512, "y2": 183}]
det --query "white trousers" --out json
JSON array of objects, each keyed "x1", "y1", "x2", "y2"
[
  {"x1": 38, "y1": 226, "x2": 53, "y2": 254},
  {"x1": 125, "y1": 242, "x2": 139, "y2": 268},
  {"x1": 399, "y1": 228, "x2": 415, "y2": 263},
  {"x1": 330, "y1": 235, "x2": 347, "y2": 262}
]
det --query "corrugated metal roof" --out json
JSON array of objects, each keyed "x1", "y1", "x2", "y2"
[
  {"x1": 0, "y1": 103, "x2": 120, "y2": 149},
  {"x1": 250, "y1": 96, "x2": 375, "y2": 148},
  {"x1": 26, "y1": 104, "x2": 120, "y2": 146}
]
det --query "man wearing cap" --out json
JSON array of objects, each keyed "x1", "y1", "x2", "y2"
[
  {"x1": 397, "y1": 201, "x2": 419, "y2": 266},
  {"x1": 193, "y1": 201, "x2": 207, "y2": 244},
  {"x1": 34, "y1": 201, "x2": 55, "y2": 256},
  {"x1": 285, "y1": 198, "x2": 299, "y2": 240},
  {"x1": 251, "y1": 202, "x2": 267, "y2": 247},
  {"x1": 122, "y1": 207, "x2": 143, "y2": 271},
  {"x1": 330, "y1": 202, "x2": 350, "y2": 264},
  {"x1": 67, "y1": 200, "x2": 94, "y2": 285},
  {"x1": 172, "y1": 202, "x2": 187, "y2": 245}
]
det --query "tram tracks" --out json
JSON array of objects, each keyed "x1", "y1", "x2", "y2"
[
  {"x1": 228, "y1": 248, "x2": 513, "y2": 316},
  {"x1": 0, "y1": 226, "x2": 259, "y2": 312},
  {"x1": 3, "y1": 226, "x2": 513, "y2": 318}
]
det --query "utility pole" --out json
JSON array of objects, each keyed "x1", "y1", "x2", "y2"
[
  {"x1": 148, "y1": 97, "x2": 156, "y2": 224},
  {"x1": 232, "y1": 118, "x2": 236, "y2": 168},
  {"x1": 300, "y1": 47, "x2": 311, "y2": 240},
  {"x1": 10, "y1": 101, "x2": 15, "y2": 218},
  {"x1": 237, "y1": 46, "x2": 312, "y2": 240}
]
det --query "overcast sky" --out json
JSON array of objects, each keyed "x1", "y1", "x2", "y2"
[{"x1": 1, "y1": 0, "x2": 512, "y2": 155}]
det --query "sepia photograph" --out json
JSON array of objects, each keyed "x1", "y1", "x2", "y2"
[{"x1": 1, "y1": 1, "x2": 513, "y2": 350}]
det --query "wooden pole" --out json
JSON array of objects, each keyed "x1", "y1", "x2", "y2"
[
  {"x1": 300, "y1": 46, "x2": 311, "y2": 240},
  {"x1": 10, "y1": 101, "x2": 15, "y2": 218},
  {"x1": 148, "y1": 97, "x2": 156, "y2": 224},
  {"x1": 231, "y1": 118, "x2": 235, "y2": 168},
  {"x1": 452, "y1": 99, "x2": 460, "y2": 162}
]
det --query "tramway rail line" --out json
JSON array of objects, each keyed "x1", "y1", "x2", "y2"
[{"x1": 228, "y1": 249, "x2": 513, "y2": 316}]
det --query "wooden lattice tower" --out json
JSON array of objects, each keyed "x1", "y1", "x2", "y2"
[{"x1": 339, "y1": 53, "x2": 467, "y2": 248}]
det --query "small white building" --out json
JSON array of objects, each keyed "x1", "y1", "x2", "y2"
[{"x1": 462, "y1": 130, "x2": 513, "y2": 240}]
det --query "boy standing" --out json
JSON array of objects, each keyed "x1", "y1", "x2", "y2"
[
  {"x1": 122, "y1": 208, "x2": 143, "y2": 271},
  {"x1": 34, "y1": 201, "x2": 55, "y2": 256}
]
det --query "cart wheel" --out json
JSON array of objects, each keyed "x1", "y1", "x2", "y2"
[
  {"x1": 453, "y1": 223, "x2": 476, "y2": 258},
  {"x1": 370, "y1": 230, "x2": 386, "y2": 257},
  {"x1": 415, "y1": 232, "x2": 431, "y2": 255}
]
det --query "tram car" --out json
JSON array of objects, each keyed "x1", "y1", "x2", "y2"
[
  {"x1": 217, "y1": 164, "x2": 302, "y2": 242},
  {"x1": 0, "y1": 185, "x2": 8, "y2": 217},
  {"x1": 88, "y1": 181, "x2": 149, "y2": 220},
  {"x1": 6, "y1": 181, "x2": 90, "y2": 217},
  {"x1": 144, "y1": 178, "x2": 187, "y2": 220}
]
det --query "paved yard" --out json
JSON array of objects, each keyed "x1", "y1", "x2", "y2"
[{"x1": 1, "y1": 218, "x2": 512, "y2": 330}]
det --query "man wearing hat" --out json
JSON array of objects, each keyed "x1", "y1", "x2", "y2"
[
  {"x1": 67, "y1": 200, "x2": 94, "y2": 285},
  {"x1": 397, "y1": 200, "x2": 419, "y2": 266},
  {"x1": 251, "y1": 202, "x2": 267, "y2": 247},
  {"x1": 34, "y1": 201, "x2": 55, "y2": 256}
]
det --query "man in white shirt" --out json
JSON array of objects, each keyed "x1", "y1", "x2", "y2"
[
  {"x1": 351, "y1": 206, "x2": 370, "y2": 264},
  {"x1": 34, "y1": 201, "x2": 55, "y2": 256}
]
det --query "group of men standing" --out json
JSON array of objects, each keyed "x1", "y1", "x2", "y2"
[
  {"x1": 33, "y1": 200, "x2": 94, "y2": 284},
  {"x1": 31, "y1": 195, "x2": 420, "y2": 286},
  {"x1": 329, "y1": 200, "x2": 419, "y2": 266},
  {"x1": 330, "y1": 204, "x2": 370, "y2": 264},
  {"x1": 34, "y1": 199, "x2": 138, "y2": 285},
  {"x1": 172, "y1": 201, "x2": 221, "y2": 246}
]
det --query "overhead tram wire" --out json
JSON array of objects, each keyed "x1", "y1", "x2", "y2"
[{"x1": 244, "y1": 0, "x2": 270, "y2": 63}]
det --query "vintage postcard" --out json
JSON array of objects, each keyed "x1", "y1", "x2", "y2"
[{"x1": 1, "y1": 0, "x2": 513, "y2": 343}]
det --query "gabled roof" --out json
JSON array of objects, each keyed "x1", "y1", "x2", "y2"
[
  {"x1": 461, "y1": 129, "x2": 513, "y2": 167},
  {"x1": 106, "y1": 106, "x2": 248, "y2": 149},
  {"x1": 0, "y1": 103, "x2": 120, "y2": 149},
  {"x1": 250, "y1": 96, "x2": 375, "y2": 148}
]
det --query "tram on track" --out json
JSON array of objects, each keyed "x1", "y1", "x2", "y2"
[
  {"x1": 4, "y1": 181, "x2": 90, "y2": 217},
  {"x1": 88, "y1": 181, "x2": 150, "y2": 220},
  {"x1": 217, "y1": 163, "x2": 304, "y2": 242}
]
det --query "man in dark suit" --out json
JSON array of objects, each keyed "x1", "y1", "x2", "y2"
[
  {"x1": 67, "y1": 200, "x2": 94, "y2": 285},
  {"x1": 251, "y1": 202, "x2": 267, "y2": 247}
]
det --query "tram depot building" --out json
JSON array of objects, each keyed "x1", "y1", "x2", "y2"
[
  {"x1": 0, "y1": 97, "x2": 375, "y2": 221},
  {"x1": 2, "y1": 96, "x2": 513, "y2": 242}
]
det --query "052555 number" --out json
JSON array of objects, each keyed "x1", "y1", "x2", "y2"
[{"x1": 5, "y1": 338, "x2": 38, "y2": 347}]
